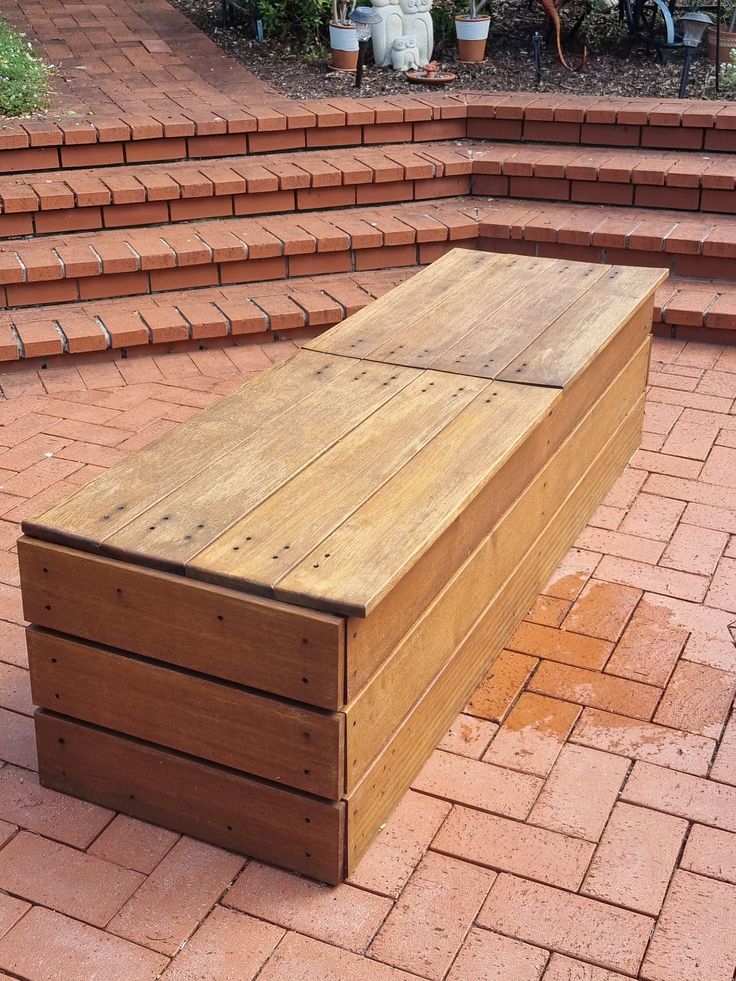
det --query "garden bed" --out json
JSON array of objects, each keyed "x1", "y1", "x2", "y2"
[{"x1": 169, "y1": 0, "x2": 724, "y2": 101}]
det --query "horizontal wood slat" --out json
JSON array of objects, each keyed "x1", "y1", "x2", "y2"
[
  {"x1": 346, "y1": 390, "x2": 645, "y2": 872},
  {"x1": 28, "y1": 628, "x2": 344, "y2": 798},
  {"x1": 35, "y1": 711, "x2": 345, "y2": 884},
  {"x1": 345, "y1": 342, "x2": 649, "y2": 785},
  {"x1": 18, "y1": 538, "x2": 345, "y2": 710}
]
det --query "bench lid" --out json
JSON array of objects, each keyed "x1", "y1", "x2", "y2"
[{"x1": 24, "y1": 252, "x2": 665, "y2": 617}]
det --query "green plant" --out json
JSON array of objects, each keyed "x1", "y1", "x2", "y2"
[
  {"x1": 254, "y1": 0, "x2": 332, "y2": 54},
  {"x1": 722, "y1": 47, "x2": 736, "y2": 93},
  {"x1": 0, "y1": 18, "x2": 53, "y2": 116},
  {"x1": 578, "y1": 0, "x2": 627, "y2": 51}
]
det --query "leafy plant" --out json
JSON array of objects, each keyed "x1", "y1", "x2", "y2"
[
  {"x1": 251, "y1": 0, "x2": 332, "y2": 53},
  {"x1": 0, "y1": 18, "x2": 53, "y2": 116},
  {"x1": 721, "y1": 47, "x2": 736, "y2": 92},
  {"x1": 579, "y1": 0, "x2": 628, "y2": 50}
]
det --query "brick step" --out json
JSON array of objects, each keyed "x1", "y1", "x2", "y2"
[
  {"x1": 0, "y1": 267, "x2": 416, "y2": 362},
  {"x1": 0, "y1": 199, "x2": 481, "y2": 309},
  {"x1": 3, "y1": 260, "x2": 736, "y2": 366},
  {"x1": 3, "y1": 93, "x2": 736, "y2": 174},
  {"x1": 478, "y1": 198, "x2": 736, "y2": 283},
  {"x1": 473, "y1": 143, "x2": 736, "y2": 215},
  {"x1": 0, "y1": 142, "x2": 474, "y2": 239},
  {"x1": 3, "y1": 196, "x2": 736, "y2": 311},
  {"x1": 655, "y1": 277, "x2": 736, "y2": 343},
  {"x1": 0, "y1": 97, "x2": 468, "y2": 174},
  {"x1": 9, "y1": 140, "x2": 736, "y2": 242}
]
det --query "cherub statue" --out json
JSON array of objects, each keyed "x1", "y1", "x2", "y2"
[{"x1": 390, "y1": 34, "x2": 421, "y2": 70}]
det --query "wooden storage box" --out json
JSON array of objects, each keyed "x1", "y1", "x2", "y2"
[{"x1": 20, "y1": 250, "x2": 665, "y2": 883}]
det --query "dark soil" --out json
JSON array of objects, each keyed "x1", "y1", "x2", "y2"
[{"x1": 169, "y1": 0, "x2": 730, "y2": 101}]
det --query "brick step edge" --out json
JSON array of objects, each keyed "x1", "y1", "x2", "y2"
[
  {"x1": 2, "y1": 263, "x2": 734, "y2": 367},
  {"x1": 4, "y1": 92, "x2": 736, "y2": 172},
  {"x1": 0, "y1": 268, "x2": 417, "y2": 361},
  {"x1": 4, "y1": 197, "x2": 736, "y2": 309},
  {"x1": 8, "y1": 141, "x2": 736, "y2": 240}
]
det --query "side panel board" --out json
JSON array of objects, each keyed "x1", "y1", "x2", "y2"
[
  {"x1": 35, "y1": 711, "x2": 346, "y2": 885},
  {"x1": 346, "y1": 393, "x2": 644, "y2": 873},
  {"x1": 18, "y1": 538, "x2": 345, "y2": 710},
  {"x1": 29, "y1": 628, "x2": 344, "y2": 799},
  {"x1": 345, "y1": 343, "x2": 648, "y2": 786}
]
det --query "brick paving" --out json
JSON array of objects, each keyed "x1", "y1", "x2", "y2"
[
  {"x1": 0, "y1": 0, "x2": 279, "y2": 117},
  {"x1": 0, "y1": 335, "x2": 733, "y2": 979}
]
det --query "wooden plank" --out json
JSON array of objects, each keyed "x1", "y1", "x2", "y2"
[
  {"x1": 28, "y1": 628, "x2": 345, "y2": 798},
  {"x1": 427, "y1": 260, "x2": 610, "y2": 378},
  {"x1": 305, "y1": 249, "x2": 510, "y2": 359},
  {"x1": 344, "y1": 334, "x2": 650, "y2": 696},
  {"x1": 498, "y1": 266, "x2": 668, "y2": 388},
  {"x1": 362, "y1": 254, "x2": 559, "y2": 369},
  {"x1": 35, "y1": 711, "x2": 345, "y2": 884},
  {"x1": 273, "y1": 293, "x2": 653, "y2": 620},
  {"x1": 273, "y1": 380, "x2": 558, "y2": 617},
  {"x1": 188, "y1": 371, "x2": 490, "y2": 595},
  {"x1": 103, "y1": 360, "x2": 420, "y2": 573},
  {"x1": 346, "y1": 393, "x2": 645, "y2": 872},
  {"x1": 23, "y1": 350, "x2": 355, "y2": 551},
  {"x1": 18, "y1": 538, "x2": 345, "y2": 711},
  {"x1": 345, "y1": 342, "x2": 649, "y2": 784}
]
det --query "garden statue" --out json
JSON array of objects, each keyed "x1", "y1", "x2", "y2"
[
  {"x1": 371, "y1": 0, "x2": 405, "y2": 66},
  {"x1": 390, "y1": 34, "x2": 422, "y2": 69},
  {"x1": 371, "y1": 0, "x2": 432, "y2": 67},
  {"x1": 398, "y1": 0, "x2": 434, "y2": 64}
]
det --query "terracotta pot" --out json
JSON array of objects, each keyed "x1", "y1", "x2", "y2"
[
  {"x1": 706, "y1": 25, "x2": 736, "y2": 63},
  {"x1": 455, "y1": 15, "x2": 490, "y2": 63},
  {"x1": 330, "y1": 23, "x2": 359, "y2": 71}
]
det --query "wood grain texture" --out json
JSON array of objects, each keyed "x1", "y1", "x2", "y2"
[
  {"x1": 274, "y1": 380, "x2": 557, "y2": 617},
  {"x1": 342, "y1": 306, "x2": 653, "y2": 694},
  {"x1": 426, "y1": 259, "x2": 609, "y2": 377},
  {"x1": 364, "y1": 253, "x2": 558, "y2": 369},
  {"x1": 188, "y1": 371, "x2": 490, "y2": 594},
  {"x1": 18, "y1": 538, "x2": 345, "y2": 710},
  {"x1": 23, "y1": 350, "x2": 354, "y2": 551},
  {"x1": 103, "y1": 360, "x2": 419, "y2": 572},
  {"x1": 305, "y1": 249, "x2": 508, "y2": 359},
  {"x1": 497, "y1": 265, "x2": 668, "y2": 387},
  {"x1": 346, "y1": 392, "x2": 645, "y2": 872},
  {"x1": 36, "y1": 711, "x2": 345, "y2": 884},
  {"x1": 344, "y1": 342, "x2": 649, "y2": 785},
  {"x1": 28, "y1": 628, "x2": 345, "y2": 798}
]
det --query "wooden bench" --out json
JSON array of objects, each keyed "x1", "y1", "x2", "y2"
[{"x1": 19, "y1": 249, "x2": 665, "y2": 884}]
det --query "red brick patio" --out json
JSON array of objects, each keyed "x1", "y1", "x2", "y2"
[{"x1": 0, "y1": 336, "x2": 734, "y2": 980}]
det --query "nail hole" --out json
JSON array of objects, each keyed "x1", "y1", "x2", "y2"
[
  {"x1": 217, "y1": 614, "x2": 224, "y2": 621},
  {"x1": 58, "y1": 737, "x2": 64, "y2": 744}
]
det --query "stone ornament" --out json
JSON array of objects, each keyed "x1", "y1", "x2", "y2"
[
  {"x1": 371, "y1": 0, "x2": 432, "y2": 68},
  {"x1": 391, "y1": 34, "x2": 422, "y2": 70},
  {"x1": 398, "y1": 0, "x2": 433, "y2": 65}
]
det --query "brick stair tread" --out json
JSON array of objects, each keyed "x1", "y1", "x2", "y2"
[
  {"x1": 655, "y1": 276, "x2": 736, "y2": 332},
  {"x1": 0, "y1": 198, "x2": 482, "y2": 291},
  {"x1": 4, "y1": 93, "x2": 736, "y2": 154},
  {"x1": 4, "y1": 196, "x2": 736, "y2": 288},
  {"x1": 6, "y1": 140, "x2": 736, "y2": 242},
  {"x1": 0, "y1": 267, "x2": 418, "y2": 361},
  {"x1": 0, "y1": 141, "x2": 475, "y2": 237}
]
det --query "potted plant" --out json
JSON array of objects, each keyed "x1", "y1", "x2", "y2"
[
  {"x1": 706, "y1": 4, "x2": 736, "y2": 63},
  {"x1": 330, "y1": 0, "x2": 359, "y2": 70},
  {"x1": 455, "y1": 0, "x2": 490, "y2": 63}
]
